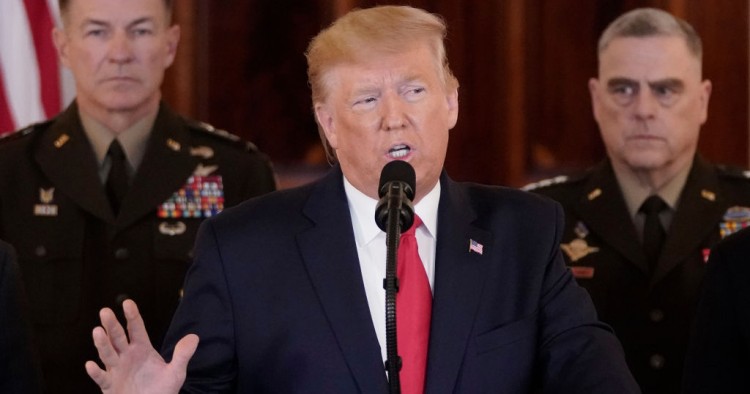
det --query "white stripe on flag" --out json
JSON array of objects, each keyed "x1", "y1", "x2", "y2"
[{"x1": 0, "y1": 0, "x2": 46, "y2": 130}]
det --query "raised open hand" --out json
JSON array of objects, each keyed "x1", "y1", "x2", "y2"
[{"x1": 85, "y1": 299, "x2": 199, "y2": 394}]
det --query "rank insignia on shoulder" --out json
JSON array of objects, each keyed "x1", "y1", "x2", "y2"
[
  {"x1": 158, "y1": 175, "x2": 225, "y2": 218},
  {"x1": 561, "y1": 238, "x2": 599, "y2": 262},
  {"x1": 521, "y1": 175, "x2": 568, "y2": 191},
  {"x1": 34, "y1": 188, "x2": 58, "y2": 216},
  {"x1": 719, "y1": 206, "x2": 750, "y2": 238}
]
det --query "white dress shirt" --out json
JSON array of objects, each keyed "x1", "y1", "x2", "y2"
[{"x1": 343, "y1": 176, "x2": 440, "y2": 363}]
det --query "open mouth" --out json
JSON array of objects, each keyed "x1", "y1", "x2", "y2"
[{"x1": 388, "y1": 144, "x2": 411, "y2": 159}]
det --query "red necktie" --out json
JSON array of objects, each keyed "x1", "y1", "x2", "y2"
[{"x1": 397, "y1": 215, "x2": 431, "y2": 394}]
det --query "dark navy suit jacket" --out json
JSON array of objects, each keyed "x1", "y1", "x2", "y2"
[
  {"x1": 162, "y1": 166, "x2": 639, "y2": 393},
  {"x1": 0, "y1": 240, "x2": 42, "y2": 393}
]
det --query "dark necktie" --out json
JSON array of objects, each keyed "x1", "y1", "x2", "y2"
[
  {"x1": 397, "y1": 215, "x2": 431, "y2": 394},
  {"x1": 105, "y1": 139, "x2": 129, "y2": 215},
  {"x1": 639, "y1": 195, "x2": 668, "y2": 273}
]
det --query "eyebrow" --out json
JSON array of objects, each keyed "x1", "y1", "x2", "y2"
[
  {"x1": 81, "y1": 16, "x2": 155, "y2": 29},
  {"x1": 606, "y1": 77, "x2": 684, "y2": 89}
]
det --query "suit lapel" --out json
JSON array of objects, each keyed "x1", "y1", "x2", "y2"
[
  {"x1": 425, "y1": 175, "x2": 491, "y2": 393},
  {"x1": 116, "y1": 105, "x2": 198, "y2": 229},
  {"x1": 652, "y1": 157, "x2": 725, "y2": 285},
  {"x1": 34, "y1": 104, "x2": 114, "y2": 223},
  {"x1": 297, "y1": 167, "x2": 389, "y2": 393},
  {"x1": 573, "y1": 162, "x2": 648, "y2": 274}
]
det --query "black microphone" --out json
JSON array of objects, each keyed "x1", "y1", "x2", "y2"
[{"x1": 374, "y1": 160, "x2": 416, "y2": 233}]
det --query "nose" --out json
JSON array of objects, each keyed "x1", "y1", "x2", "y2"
[
  {"x1": 108, "y1": 31, "x2": 134, "y2": 65},
  {"x1": 380, "y1": 94, "x2": 407, "y2": 131},
  {"x1": 633, "y1": 89, "x2": 658, "y2": 119}
]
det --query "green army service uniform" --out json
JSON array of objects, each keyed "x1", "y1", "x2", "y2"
[
  {"x1": 0, "y1": 102, "x2": 276, "y2": 393},
  {"x1": 527, "y1": 157, "x2": 750, "y2": 394}
]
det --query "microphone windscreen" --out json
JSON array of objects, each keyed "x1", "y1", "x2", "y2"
[{"x1": 378, "y1": 160, "x2": 416, "y2": 200}]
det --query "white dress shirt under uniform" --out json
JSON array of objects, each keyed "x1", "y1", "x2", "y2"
[{"x1": 344, "y1": 176, "x2": 439, "y2": 365}]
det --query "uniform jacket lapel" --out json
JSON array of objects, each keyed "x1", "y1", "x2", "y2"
[
  {"x1": 116, "y1": 105, "x2": 198, "y2": 229},
  {"x1": 425, "y1": 174, "x2": 492, "y2": 392},
  {"x1": 652, "y1": 157, "x2": 725, "y2": 285},
  {"x1": 33, "y1": 103, "x2": 114, "y2": 223},
  {"x1": 297, "y1": 166, "x2": 389, "y2": 393},
  {"x1": 573, "y1": 161, "x2": 649, "y2": 274}
]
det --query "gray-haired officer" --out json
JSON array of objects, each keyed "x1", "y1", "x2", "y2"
[
  {"x1": 0, "y1": 0, "x2": 275, "y2": 392},
  {"x1": 527, "y1": 8, "x2": 750, "y2": 394}
]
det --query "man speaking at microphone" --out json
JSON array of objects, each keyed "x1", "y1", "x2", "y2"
[{"x1": 85, "y1": 5, "x2": 638, "y2": 393}]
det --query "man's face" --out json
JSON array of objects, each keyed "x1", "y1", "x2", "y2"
[
  {"x1": 589, "y1": 36, "x2": 711, "y2": 178},
  {"x1": 54, "y1": 0, "x2": 179, "y2": 115},
  {"x1": 314, "y1": 43, "x2": 459, "y2": 202}
]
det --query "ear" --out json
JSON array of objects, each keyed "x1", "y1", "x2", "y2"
[
  {"x1": 698, "y1": 79, "x2": 712, "y2": 124},
  {"x1": 588, "y1": 78, "x2": 602, "y2": 122},
  {"x1": 164, "y1": 25, "x2": 181, "y2": 68},
  {"x1": 314, "y1": 102, "x2": 338, "y2": 149},
  {"x1": 445, "y1": 87, "x2": 459, "y2": 129},
  {"x1": 53, "y1": 27, "x2": 70, "y2": 68}
]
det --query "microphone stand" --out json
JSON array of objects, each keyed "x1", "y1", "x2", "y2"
[{"x1": 383, "y1": 201, "x2": 402, "y2": 394}]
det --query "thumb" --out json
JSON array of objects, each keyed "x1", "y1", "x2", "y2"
[{"x1": 169, "y1": 334, "x2": 199, "y2": 372}]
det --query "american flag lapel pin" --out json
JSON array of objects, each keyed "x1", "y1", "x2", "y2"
[{"x1": 469, "y1": 239, "x2": 483, "y2": 255}]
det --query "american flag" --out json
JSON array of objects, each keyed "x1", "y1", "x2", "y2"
[
  {"x1": 469, "y1": 239, "x2": 483, "y2": 255},
  {"x1": 0, "y1": 0, "x2": 74, "y2": 135}
]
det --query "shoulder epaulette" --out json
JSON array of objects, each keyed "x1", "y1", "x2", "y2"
[
  {"x1": 521, "y1": 175, "x2": 573, "y2": 191},
  {"x1": 716, "y1": 164, "x2": 750, "y2": 180},
  {"x1": 0, "y1": 119, "x2": 53, "y2": 144},
  {"x1": 187, "y1": 120, "x2": 260, "y2": 153}
]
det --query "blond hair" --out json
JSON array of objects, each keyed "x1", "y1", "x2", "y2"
[{"x1": 306, "y1": 5, "x2": 458, "y2": 161}]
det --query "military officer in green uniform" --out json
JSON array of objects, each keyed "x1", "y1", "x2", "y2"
[
  {"x1": 526, "y1": 8, "x2": 750, "y2": 394},
  {"x1": 0, "y1": 0, "x2": 276, "y2": 392}
]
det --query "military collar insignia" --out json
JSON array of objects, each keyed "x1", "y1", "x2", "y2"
[
  {"x1": 34, "y1": 187, "x2": 58, "y2": 216},
  {"x1": 587, "y1": 188, "x2": 602, "y2": 201},
  {"x1": 719, "y1": 206, "x2": 750, "y2": 238},
  {"x1": 700, "y1": 189, "x2": 716, "y2": 202},
  {"x1": 53, "y1": 134, "x2": 70, "y2": 148},
  {"x1": 166, "y1": 138, "x2": 181, "y2": 152}
]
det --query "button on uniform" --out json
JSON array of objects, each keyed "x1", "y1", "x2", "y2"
[
  {"x1": 649, "y1": 354, "x2": 665, "y2": 370},
  {"x1": 114, "y1": 247, "x2": 130, "y2": 260},
  {"x1": 34, "y1": 245, "x2": 46, "y2": 257},
  {"x1": 649, "y1": 308, "x2": 664, "y2": 323}
]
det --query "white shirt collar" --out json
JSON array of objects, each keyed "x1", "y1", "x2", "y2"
[{"x1": 343, "y1": 176, "x2": 440, "y2": 246}]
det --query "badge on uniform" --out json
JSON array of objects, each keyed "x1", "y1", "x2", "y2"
[
  {"x1": 718, "y1": 206, "x2": 750, "y2": 238},
  {"x1": 34, "y1": 187, "x2": 58, "y2": 216},
  {"x1": 157, "y1": 174, "x2": 225, "y2": 218},
  {"x1": 561, "y1": 221, "x2": 598, "y2": 278}
]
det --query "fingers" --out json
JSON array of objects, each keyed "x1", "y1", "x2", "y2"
[
  {"x1": 100, "y1": 307, "x2": 129, "y2": 352},
  {"x1": 122, "y1": 299, "x2": 152, "y2": 345},
  {"x1": 168, "y1": 334, "x2": 200, "y2": 374},
  {"x1": 84, "y1": 360, "x2": 109, "y2": 389},
  {"x1": 92, "y1": 326, "x2": 120, "y2": 368}
]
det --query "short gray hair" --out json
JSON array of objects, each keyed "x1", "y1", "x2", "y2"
[{"x1": 598, "y1": 8, "x2": 702, "y2": 60}]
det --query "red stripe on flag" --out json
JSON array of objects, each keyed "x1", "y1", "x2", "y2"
[
  {"x1": 0, "y1": 71, "x2": 15, "y2": 134},
  {"x1": 23, "y1": 0, "x2": 60, "y2": 119}
]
